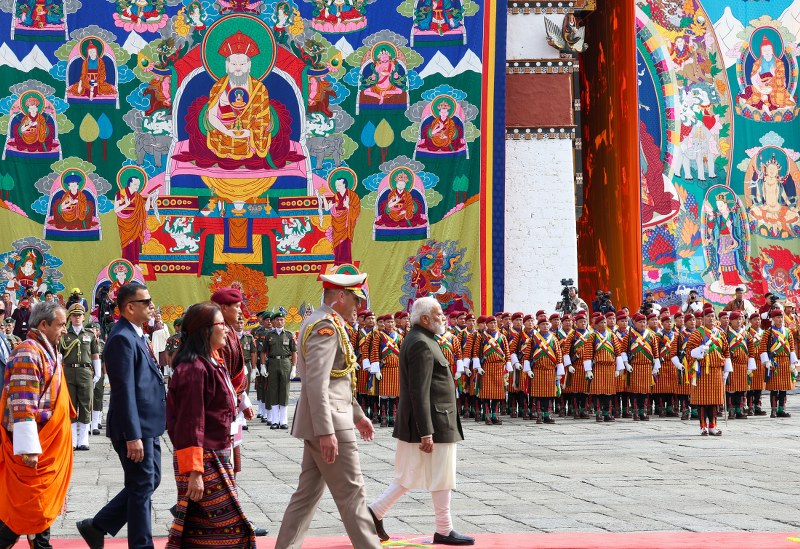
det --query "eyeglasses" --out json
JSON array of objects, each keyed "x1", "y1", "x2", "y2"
[
  {"x1": 128, "y1": 298, "x2": 153, "y2": 307},
  {"x1": 212, "y1": 321, "x2": 228, "y2": 329}
]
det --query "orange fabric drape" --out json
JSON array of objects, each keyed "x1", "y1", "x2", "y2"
[
  {"x1": 0, "y1": 374, "x2": 74, "y2": 535},
  {"x1": 577, "y1": 0, "x2": 642, "y2": 311}
]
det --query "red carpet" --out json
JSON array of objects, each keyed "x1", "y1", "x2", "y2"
[{"x1": 20, "y1": 532, "x2": 800, "y2": 548}]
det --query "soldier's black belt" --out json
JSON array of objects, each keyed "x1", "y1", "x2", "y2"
[
  {"x1": 67, "y1": 363, "x2": 92, "y2": 368},
  {"x1": 270, "y1": 355, "x2": 292, "y2": 359}
]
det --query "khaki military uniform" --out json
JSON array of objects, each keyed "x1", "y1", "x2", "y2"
[
  {"x1": 266, "y1": 328, "x2": 296, "y2": 407},
  {"x1": 93, "y1": 338, "x2": 106, "y2": 413},
  {"x1": 60, "y1": 325, "x2": 99, "y2": 424},
  {"x1": 240, "y1": 331, "x2": 256, "y2": 393},
  {"x1": 251, "y1": 325, "x2": 269, "y2": 404}
]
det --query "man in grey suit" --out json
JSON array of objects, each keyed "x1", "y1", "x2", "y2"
[
  {"x1": 275, "y1": 267, "x2": 381, "y2": 549},
  {"x1": 369, "y1": 296, "x2": 475, "y2": 546}
]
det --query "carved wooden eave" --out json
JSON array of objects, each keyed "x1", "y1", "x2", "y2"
[
  {"x1": 507, "y1": 0, "x2": 596, "y2": 15},
  {"x1": 507, "y1": 59, "x2": 579, "y2": 74},
  {"x1": 506, "y1": 126, "x2": 576, "y2": 140}
]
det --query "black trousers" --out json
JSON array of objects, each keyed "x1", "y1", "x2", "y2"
[
  {"x1": 0, "y1": 519, "x2": 51, "y2": 549},
  {"x1": 93, "y1": 437, "x2": 162, "y2": 549}
]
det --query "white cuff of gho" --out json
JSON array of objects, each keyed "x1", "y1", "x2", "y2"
[
  {"x1": 791, "y1": 352, "x2": 799, "y2": 365},
  {"x1": 523, "y1": 360, "x2": 531, "y2": 373},
  {"x1": 12, "y1": 420, "x2": 42, "y2": 456},
  {"x1": 563, "y1": 355, "x2": 572, "y2": 366},
  {"x1": 370, "y1": 362, "x2": 380, "y2": 374},
  {"x1": 556, "y1": 363, "x2": 565, "y2": 376},
  {"x1": 620, "y1": 352, "x2": 629, "y2": 363},
  {"x1": 671, "y1": 356, "x2": 680, "y2": 368},
  {"x1": 362, "y1": 359, "x2": 371, "y2": 370},
  {"x1": 615, "y1": 357, "x2": 625, "y2": 371},
  {"x1": 456, "y1": 359, "x2": 465, "y2": 374},
  {"x1": 471, "y1": 357, "x2": 480, "y2": 370},
  {"x1": 582, "y1": 359, "x2": 592, "y2": 372},
  {"x1": 760, "y1": 352, "x2": 770, "y2": 365},
  {"x1": 747, "y1": 357, "x2": 757, "y2": 372},
  {"x1": 690, "y1": 347, "x2": 705, "y2": 359},
  {"x1": 723, "y1": 358, "x2": 733, "y2": 374}
]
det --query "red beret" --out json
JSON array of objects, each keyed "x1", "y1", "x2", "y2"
[
  {"x1": 632, "y1": 313, "x2": 646, "y2": 322},
  {"x1": 703, "y1": 307, "x2": 716, "y2": 317},
  {"x1": 448, "y1": 311, "x2": 460, "y2": 319},
  {"x1": 486, "y1": 315, "x2": 497, "y2": 323},
  {"x1": 718, "y1": 311, "x2": 729, "y2": 319},
  {"x1": 394, "y1": 311, "x2": 408, "y2": 319},
  {"x1": 729, "y1": 311, "x2": 742, "y2": 321},
  {"x1": 673, "y1": 312, "x2": 683, "y2": 320},
  {"x1": 684, "y1": 313, "x2": 695, "y2": 322},
  {"x1": 592, "y1": 312, "x2": 605, "y2": 324},
  {"x1": 477, "y1": 315, "x2": 487, "y2": 324},
  {"x1": 646, "y1": 313, "x2": 658, "y2": 320},
  {"x1": 660, "y1": 312, "x2": 671, "y2": 321},
  {"x1": 561, "y1": 314, "x2": 572, "y2": 321},
  {"x1": 616, "y1": 310, "x2": 628, "y2": 320},
  {"x1": 364, "y1": 310, "x2": 375, "y2": 317},
  {"x1": 535, "y1": 310, "x2": 546, "y2": 319},
  {"x1": 511, "y1": 312, "x2": 524, "y2": 320},
  {"x1": 605, "y1": 311, "x2": 616, "y2": 318},
  {"x1": 357, "y1": 310, "x2": 367, "y2": 317},
  {"x1": 456, "y1": 311, "x2": 467, "y2": 317},
  {"x1": 466, "y1": 313, "x2": 475, "y2": 321},
  {"x1": 494, "y1": 311, "x2": 503, "y2": 318},
  {"x1": 549, "y1": 313, "x2": 560, "y2": 321},
  {"x1": 749, "y1": 312, "x2": 760, "y2": 321},
  {"x1": 574, "y1": 311, "x2": 586, "y2": 321},
  {"x1": 523, "y1": 314, "x2": 533, "y2": 323},
  {"x1": 537, "y1": 315, "x2": 549, "y2": 325},
  {"x1": 210, "y1": 288, "x2": 243, "y2": 305},
  {"x1": 770, "y1": 309, "x2": 784, "y2": 319}
]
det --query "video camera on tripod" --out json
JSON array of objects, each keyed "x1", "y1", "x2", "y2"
[{"x1": 559, "y1": 278, "x2": 576, "y2": 315}]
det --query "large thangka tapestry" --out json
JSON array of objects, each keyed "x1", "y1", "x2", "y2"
[
  {"x1": 0, "y1": 0, "x2": 505, "y2": 323},
  {"x1": 638, "y1": 0, "x2": 800, "y2": 307}
]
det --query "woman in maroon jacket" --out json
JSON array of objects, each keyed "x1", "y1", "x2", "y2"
[{"x1": 165, "y1": 302, "x2": 256, "y2": 548}]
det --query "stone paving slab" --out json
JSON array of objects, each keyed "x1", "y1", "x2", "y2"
[{"x1": 51, "y1": 384, "x2": 800, "y2": 540}]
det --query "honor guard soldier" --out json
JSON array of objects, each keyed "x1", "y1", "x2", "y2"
[
  {"x1": 619, "y1": 312, "x2": 661, "y2": 421},
  {"x1": 510, "y1": 314, "x2": 536, "y2": 419},
  {"x1": 59, "y1": 303, "x2": 100, "y2": 450},
  {"x1": 370, "y1": 314, "x2": 403, "y2": 427},
  {"x1": 686, "y1": 305, "x2": 731, "y2": 435},
  {"x1": 251, "y1": 312, "x2": 270, "y2": 422},
  {"x1": 358, "y1": 311, "x2": 377, "y2": 421},
  {"x1": 562, "y1": 311, "x2": 592, "y2": 419},
  {"x1": 474, "y1": 315, "x2": 512, "y2": 425},
  {"x1": 760, "y1": 308, "x2": 799, "y2": 418},
  {"x1": 654, "y1": 312, "x2": 678, "y2": 417},
  {"x1": 90, "y1": 323, "x2": 106, "y2": 435},
  {"x1": 507, "y1": 312, "x2": 526, "y2": 418},
  {"x1": 237, "y1": 314, "x2": 256, "y2": 429},
  {"x1": 582, "y1": 312, "x2": 623, "y2": 422},
  {"x1": 613, "y1": 310, "x2": 631, "y2": 417},
  {"x1": 265, "y1": 311, "x2": 297, "y2": 430},
  {"x1": 746, "y1": 312, "x2": 767, "y2": 415},
  {"x1": 523, "y1": 311, "x2": 564, "y2": 423},
  {"x1": 3, "y1": 318, "x2": 21, "y2": 349},
  {"x1": 725, "y1": 311, "x2": 757, "y2": 419},
  {"x1": 671, "y1": 313, "x2": 696, "y2": 420},
  {"x1": 458, "y1": 313, "x2": 478, "y2": 418}
]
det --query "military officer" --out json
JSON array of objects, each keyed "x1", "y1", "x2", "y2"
[
  {"x1": 251, "y1": 312, "x2": 270, "y2": 422},
  {"x1": 265, "y1": 311, "x2": 297, "y2": 430},
  {"x1": 275, "y1": 266, "x2": 380, "y2": 549},
  {"x1": 3, "y1": 318, "x2": 21, "y2": 349},
  {"x1": 59, "y1": 303, "x2": 100, "y2": 450},
  {"x1": 164, "y1": 317, "x2": 182, "y2": 388},
  {"x1": 90, "y1": 323, "x2": 106, "y2": 435},
  {"x1": 237, "y1": 314, "x2": 256, "y2": 430}
]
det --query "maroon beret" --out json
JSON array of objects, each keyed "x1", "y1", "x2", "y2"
[{"x1": 211, "y1": 288, "x2": 243, "y2": 305}]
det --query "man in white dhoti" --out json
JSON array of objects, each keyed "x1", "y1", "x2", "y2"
[{"x1": 368, "y1": 297, "x2": 475, "y2": 546}]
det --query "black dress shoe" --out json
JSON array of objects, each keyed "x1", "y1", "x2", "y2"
[
  {"x1": 253, "y1": 527, "x2": 268, "y2": 537},
  {"x1": 368, "y1": 506, "x2": 390, "y2": 541},
  {"x1": 242, "y1": 425, "x2": 249, "y2": 431},
  {"x1": 76, "y1": 445, "x2": 90, "y2": 451},
  {"x1": 76, "y1": 518, "x2": 105, "y2": 549},
  {"x1": 433, "y1": 530, "x2": 475, "y2": 545},
  {"x1": 91, "y1": 429, "x2": 100, "y2": 436},
  {"x1": 270, "y1": 424, "x2": 278, "y2": 430},
  {"x1": 280, "y1": 424, "x2": 288, "y2": 430}
]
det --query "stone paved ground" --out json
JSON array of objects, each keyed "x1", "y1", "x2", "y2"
[{"x1": 53, "y1": 385, "x2": 800, "y2": 539}]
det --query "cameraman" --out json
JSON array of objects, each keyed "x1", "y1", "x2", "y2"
[
  {"x1": 556, "y1": 286, "x2": 588, "y2": 314},
  {"x1": 66, "y1": 287, "x2": 88, "y2": 311},
  {"x1": 641, "y1": 291, "x2": 662, "y2": 315},
  {"x1": 759, "y1": 292, "x2": 781, "y2": 330},
  {"x1": 592, "y1": 290, "x2": 616, "y2": 315},
  {"x1": 681, "y1": 289, "x2": 704, "y2": 314}
]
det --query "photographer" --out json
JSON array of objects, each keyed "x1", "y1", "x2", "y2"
[
  {"x1": 591, "y1": 290, "x2": 616, "y2": 315},
  {"x1": 681, "y1": 290, "x2": 704, "y2": 315},
  {"x1": 641, "y1": 291, "x2": 662, "y2": 315},
  {"x1": 555, "y1": 281, "x2": 588, "y2": 315},
  {"x1": 96, "y1": 286, "x2": 116, "y2": 339},
  {"x1": 758, "y1": 292, "x2": 781, "y2": 330}
]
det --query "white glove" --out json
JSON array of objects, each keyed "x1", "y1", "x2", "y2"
[
  {"x1": 760, "y1": 352, "x2": 770, "y2": 365},
  {"x1": 568, "y1": 365, "x2": 576, "y2": 374},
  {"x1": 370, "y1": 362, "x2": 380, "y2": 374},
  {"x1": 464, "y1": 368, "x2": 472, "y2": 377},
  {"x1": 671, "y1": 356, "x2": 680, "y2": 368},
  {"x1": 615, "y1": 356, "x2": 625, "y2": 371},
  {"x1": 766, "y1": 361, "x2": 774, "y2": 371},
  {"x1": 456, "y1": 359, "x2": 465, "y2": 374},
  {"x1": 676, "y1": 362, "x2": 684, "y2": 372},
  {"x1": 526, "y1": 370, "x2": 534, "y2": 378},
  {"x1": 791, "y1": 352, "x2": 799, "y2": 368},
  {"x1": 651, "y1": 366, "x2": 659, "y2": 375},
  {"x1": 583, "y1": 359, "x2": 593, "y2": 373},
  {"x1": 586, "y1": 371, "x2": 594, "y2": 380},
  {"x1": 505, "y1": 362, "x2": 513, "y2": 373},
  {"x1": 653, "y1": 359, "x2": 661, "y2": 371},
  {"x1": 290, "y1": 366, "x2": 297, "y2": 379},
  {"x1": 523, "y1": 360, "x2": 531, "y2": 373},
  {"x1": 454, "y1": 371, "x2": 460, "y2": 381},
  {"x1": 556, "y1": 363, "x2": 565, "y2": 376},
  {"x1": 615, "y1": 370, "x2": 621, "y2": 377},
  {"x1": 690, "y1": 347, "x2": 706, "y2": 359},
  {"x1": 515, "y1": 361, "x2": 522, "y2": 370},
  {"x1": 563, "y1": 355, "x2": 572, "y2": 367},
  {"x1": 723, "y1": 371, "x2": 730, "y2": 383},
  {"x1": 362, "y1": 359, "x2": 371, "y2": 371},
  {"x1": 477, "y1": 367, "x2": 485, "y2": 375},
  {"x1": 259, "y1": 364, "x2": 267, "y2": 377},
  {"x1": 375, "y1": 371, "x2": 382, "y2": 380},
  {"x1": 723, "y1": 358, "x2": 733, "y2": 374},
  {"x1": 747, "y1": 357, "x2": 757, "y2": 372},
  {"x1": 625, "y1": 362, "x2": 633, "y2": 372},
  {"x1": 92, "y1": 359, "x2": 101, "y2": 384}
]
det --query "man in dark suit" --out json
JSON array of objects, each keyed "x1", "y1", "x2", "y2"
[
  {"x1": 77, "y1": 282, "x2": 166, "y2": 549},
  {"x1": 368, "y1": 297, "x2": 474, "y2": 546}
]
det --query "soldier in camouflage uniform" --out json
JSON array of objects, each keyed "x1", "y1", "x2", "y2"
[{"x1": 90, "y1": 323, "x2": 106, "y2": 435}]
